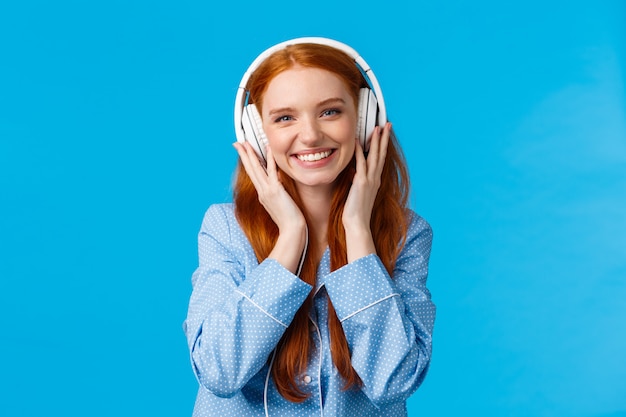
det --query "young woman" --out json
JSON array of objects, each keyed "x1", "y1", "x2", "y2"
[{"x1": 183, "y1": 38, "x2": 435, "y2": 416}]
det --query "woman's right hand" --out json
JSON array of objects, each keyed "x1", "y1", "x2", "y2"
[{"x1": 233, "y1": 142, "x2": 307, "y2": 274}]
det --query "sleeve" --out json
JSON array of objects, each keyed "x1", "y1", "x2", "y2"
[
  {"x1": 321, "y1": 212, "x2": 435, "y2": 406},
  {"x1": 182, "y1": 205, "x2": 312, "y2": 398}
]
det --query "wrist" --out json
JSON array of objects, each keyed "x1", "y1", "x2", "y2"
[
  {"x1": 344, "y1": 227, "x2": 376, "y2": 262},
  {"x1": 269, "y1": 222, "x2": 308, "y2": 274},
  {"x1": 342, "y1": 220, "x2": 371, "y2": 238},
  {"x1": 278, "y1": 216, "x2": 307, "y2": 234}
]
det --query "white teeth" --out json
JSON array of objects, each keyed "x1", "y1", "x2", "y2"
[{"x1": 296, "y1": 150, "x2": 332, "y2": 162}]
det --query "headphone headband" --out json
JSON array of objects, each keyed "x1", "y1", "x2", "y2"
[{"x1": 234, "y1": 37, "x2": 387, "y2": 146}]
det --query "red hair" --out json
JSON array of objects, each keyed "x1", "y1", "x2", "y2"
[{"x1": 234, "y1": 43, "x2": 410, "y2": 401}]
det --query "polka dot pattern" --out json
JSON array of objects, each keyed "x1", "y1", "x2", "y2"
[{"x1": 183, "y1": 204, "x2": 436, "y2": 416}]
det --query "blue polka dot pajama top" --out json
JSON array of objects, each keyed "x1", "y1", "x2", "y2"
[{"x1": 183, "y1": 203, "x2": 436, "y2": 416}]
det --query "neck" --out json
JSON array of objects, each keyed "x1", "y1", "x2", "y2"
[{"x1": 297, "y1": 184, "x2": 331, "y2": 253}]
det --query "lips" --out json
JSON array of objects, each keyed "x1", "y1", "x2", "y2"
[{"x1": 295, "y1": 150, "x2": 333, "y2": 162}]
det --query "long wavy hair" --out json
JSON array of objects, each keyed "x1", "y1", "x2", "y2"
[{"x1": 234, "y1": 43, "x2": 411, "y2": 402}]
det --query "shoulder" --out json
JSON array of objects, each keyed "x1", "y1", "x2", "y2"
[
  {"x1": 405, "y1": 209, "x2": 433, "y2": 241},
  {"x1": 401, "y1": 209, "x2": 433, "y2": 262},
  {"x1": 201, "y1": 203, "x2": 236, "y2": 225},
  {"x1": 199, "y1": 203, "x2": 239, "y2": 241},
  {"x1": 198, "y1": 203, "x2": 257, "y2": 259}
]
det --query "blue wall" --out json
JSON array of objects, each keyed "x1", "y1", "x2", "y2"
[{"x1": 1, "y1": 1, "x2": 624, "y2": 416}]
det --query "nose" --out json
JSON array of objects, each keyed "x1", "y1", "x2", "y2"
[{"x1": 298, "y1": 116, "x2": 323, "y2": 146}]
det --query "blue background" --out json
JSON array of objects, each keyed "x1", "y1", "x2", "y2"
[{"x1": 1, "y1": 1, "x2": 624, "y2": 416}]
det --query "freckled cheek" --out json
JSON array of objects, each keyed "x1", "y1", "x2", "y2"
[
  {"x1": 265, "y1": 130, "x2": 290, "y2": 154},
  {"x1": 343, "y1": 119, "x2": 357, "y2": 140},
  {"x1": 342, "y1": 125, "x2": 358, "y2": 149},
  {"x1": 265, "y1": 131, "x2": 294, "y2": 171}
]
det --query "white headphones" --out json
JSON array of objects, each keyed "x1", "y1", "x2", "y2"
[{"x1": 234, "y1": 37, "x2": 387, "y2": 165}]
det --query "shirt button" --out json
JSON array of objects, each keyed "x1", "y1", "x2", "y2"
[{"x1": 303, "y1": 375, "x2": 312, "y2": 384}]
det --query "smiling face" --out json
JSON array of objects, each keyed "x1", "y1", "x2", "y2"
[{"x1": 260, "y1": 65, "x2": 358, "y2": 195}]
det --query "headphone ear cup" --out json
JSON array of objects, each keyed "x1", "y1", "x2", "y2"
[
  {"x1": 357, "y1": 88, "x2": 379, "y2": 152},
  {"x1": 241, "y1": 104, "x2": 268, "y2": 164}
]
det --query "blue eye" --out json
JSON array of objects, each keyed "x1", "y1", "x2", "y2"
[
  {"x1": 274, "y1": 115, "x2": 293, "y2": 123},
  {"x1": 322, "y1": 108, "x2": 341, "y2": 117}
]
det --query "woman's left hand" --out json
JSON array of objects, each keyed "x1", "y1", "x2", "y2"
[{"x1": 342, "y1": 122, "x2": 391, "y2": 261}]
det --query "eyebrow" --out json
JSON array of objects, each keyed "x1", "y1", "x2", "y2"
[{"x1": 267, "y1": 97, "x2": 346, "y2": 117}]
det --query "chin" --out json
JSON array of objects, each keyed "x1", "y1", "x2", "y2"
[{"x1": 292, "y1": 174, "x2": 339, "y2": 189}]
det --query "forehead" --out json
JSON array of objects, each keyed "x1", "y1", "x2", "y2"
[{"x1": 262, "y1": 66, "x2": 353, "y2": 107}]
